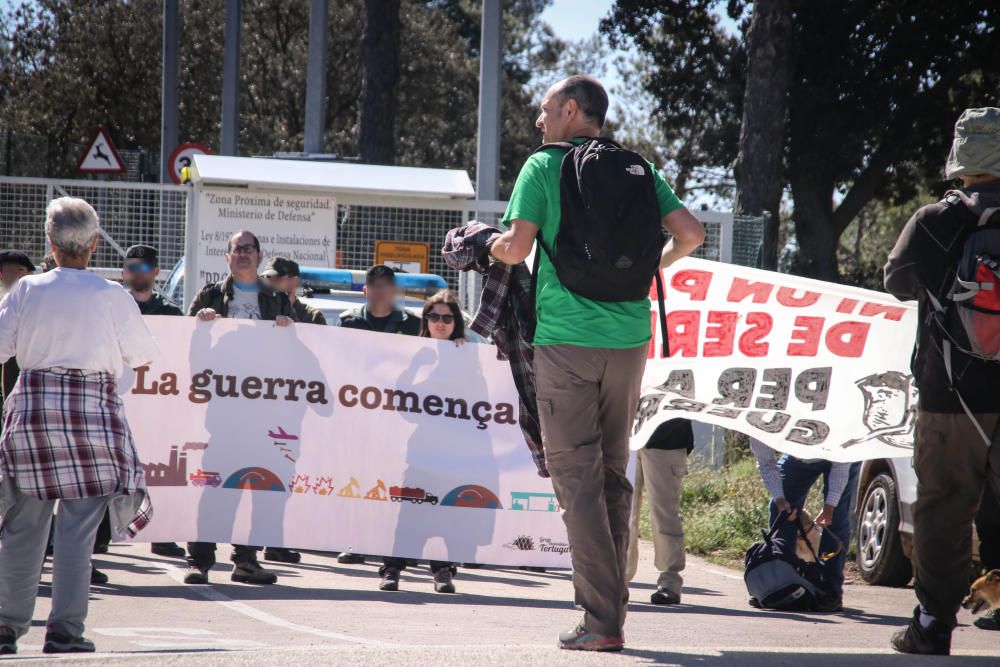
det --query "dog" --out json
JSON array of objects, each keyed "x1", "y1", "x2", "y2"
[
  {"x1": 795, "y1": 508, "x2": 824, "y2": 563},
  {"x1": 963, "y1": 570, "x2": 1000, "y2": 615}
]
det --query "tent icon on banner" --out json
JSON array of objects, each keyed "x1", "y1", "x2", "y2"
[{"x1": 76, "y1": 125, "x2": 126, "y2": 175}]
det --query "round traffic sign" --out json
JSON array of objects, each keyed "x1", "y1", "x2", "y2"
[{"x1": 167, "y1": 142, "x2": 212, "y2": 185}]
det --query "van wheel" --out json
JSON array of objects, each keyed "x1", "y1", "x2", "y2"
[{"x1": 857, "y1": 473, "x2": 912, "y2": 587}]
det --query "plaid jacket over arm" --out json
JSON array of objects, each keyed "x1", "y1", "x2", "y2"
[{"x1": 442, "y1": 222, "x2": 546, "y2": 477}]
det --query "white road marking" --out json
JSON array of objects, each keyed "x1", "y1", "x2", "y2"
[
  {"x1": 163, "y1": 566, "x2": 394, "y2": 647},
  {"x1": 704, "y1": 567, "x2": 743, "y2": 581},
  {"x1": 94, "y1": 626, "x2": 267, "y2": 649}
]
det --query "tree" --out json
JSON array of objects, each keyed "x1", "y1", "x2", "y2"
[
  {"x1": 602, "y1": 1, "x2": 745, "y2": 204},
  {"x1": 0, "y1": 0, "x2": 553, "y2": 193},
  {"x1": 359, "y1": 0, "x2": 402, "y2": 164},
  {"x1": 605, "y1": 1, "x2": 1000, "y2": 282},
  {"x1": 732, "y1": 0, "x2": 791, "y2": 270}
]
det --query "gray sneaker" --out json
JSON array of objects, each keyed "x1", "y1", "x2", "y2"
[{"x1": 43, "y1": 630, "x2": 95, "y2": 654}]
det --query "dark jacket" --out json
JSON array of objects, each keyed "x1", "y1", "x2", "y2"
[
  {"x1": 884, "y1": 180, "x2": 1000, "y2": 413},
  {"x1": 339, "y1": 305, "x2": 420, "y2": 335},
  {"x1": 293, "y1": 299, "x2": 327, "y2": 326},
  {"x1": 644, "y1": 418, "x2": 694, "y2": 453},
  {"x1": 135, "y1": 292, "x2": 183, "y2": 317},
  {"x1": 188, "y1": 276, "x2": 296, "y2": 321}
]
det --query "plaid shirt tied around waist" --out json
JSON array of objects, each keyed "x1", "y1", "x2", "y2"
[
  {"x1": 0, "y1": 368, "x2": 152, "y2": 538},
  {"x1": 442, "y1": 222, "x2": 547, "y2": 477}
]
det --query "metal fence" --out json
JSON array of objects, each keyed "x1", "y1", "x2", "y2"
[
  {"x1": 0, "y1": 176, "x2": 767, "y2": 303},
  {"x1": 0, "y1": 177, "x2": 187, "y2": 270}
]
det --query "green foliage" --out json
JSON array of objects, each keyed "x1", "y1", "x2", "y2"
[
  {"x1": 602, "y1": 1, "x2": 745, "y2": 201},
  {"x1": 637, "y1": 457, "x2": 825, "y2": 566},
  {"x1": 603, "y1": 0, "x2": 1000, "y2": 281}
]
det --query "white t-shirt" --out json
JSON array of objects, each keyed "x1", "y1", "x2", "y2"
[
  {"x1": 0, "y1": 268, "x2": 158, "y2": 376},
  {"x1": 228, "y1": 283, "x2": 262, "y2": 320}
]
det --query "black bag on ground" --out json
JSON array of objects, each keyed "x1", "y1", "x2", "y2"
[
  {"x1": 744, "y1": 512, "x2": 833, "y2": 612},
  {"x1": 533, "y1": 137, "x2": 665, "y2": 302}
]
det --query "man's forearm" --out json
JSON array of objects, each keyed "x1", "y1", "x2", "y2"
[
  {"x1": 660, "y1": 237, "x2": 701, "y2": 269},
  {"x1": 489, "y1": 230, "x2": 519, "y2": 265}
]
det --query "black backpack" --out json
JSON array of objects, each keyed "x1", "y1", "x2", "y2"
[
  {"x1": 533, "y1": 136, "x2": 669, "y2": 350},
  {"x1": 925, "y1": 191, "x2": 1000, "y2": 444},
  {"x1": 744, "y1": 513, "x2": 835, "y2": 612}
]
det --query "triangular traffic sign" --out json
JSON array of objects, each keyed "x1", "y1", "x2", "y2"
[{"x1": 77, "y1": 125, "x2": 126, "y2": 174}]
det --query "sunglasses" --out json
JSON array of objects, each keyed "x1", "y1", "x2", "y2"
[
  {"x1": 229, "y1": 244, "x2": 259, "y2": 255},
  {"x1": 125, "y1": 262, "x2": 155, "y2": 273},
  {"x1": 426, "y1": 313, "x2": 455, "y2": 324}
]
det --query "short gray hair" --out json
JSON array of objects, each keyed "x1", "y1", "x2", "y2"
[
  {"x1": 556, "y1": 76, "x2": 609, "y2": 129},
  {"x1": 45, "y1": 197, "x2": 100, "y2": 258}
]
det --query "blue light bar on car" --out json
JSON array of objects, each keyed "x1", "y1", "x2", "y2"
[{"x1": 299, "y1": 267, "x2": 448, "y2": 293}]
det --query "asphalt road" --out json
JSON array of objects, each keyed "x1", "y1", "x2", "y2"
[{"x1": 5, "y1": 541, "x2": 999, "y2": 665}]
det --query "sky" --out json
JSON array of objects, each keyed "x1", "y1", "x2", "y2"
[{"x1": 540, "y1": 0, "x2": 614, "y2": 41}]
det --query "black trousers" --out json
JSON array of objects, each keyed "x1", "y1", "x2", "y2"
[
  {"x1": 976, "y1": 482, "x2": 1000, "y2": 571},
  {"x1": 381, "y1": 557, "x2": 454, "y2": 574},
  {"x1": 187, "y1": 542, "x2": 259, "y2": 568}
]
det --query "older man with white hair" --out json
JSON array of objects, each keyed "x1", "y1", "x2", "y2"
[{"x1": 0, "y1": 197, "x2": 157, "y2": 655}]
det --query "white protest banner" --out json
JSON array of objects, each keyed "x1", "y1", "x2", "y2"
[
  {"x1": 635, "y1": 258, "x2": 919, "y2": 462},
  {"x1": 121, "y1": 317, "x2": 569, "y2": 567},
  {"x1": 194, "y1": 187, "x2": 335, "y2": 285}
]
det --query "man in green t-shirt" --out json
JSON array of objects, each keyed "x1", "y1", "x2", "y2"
[{"x1": 490, "y1": 75, "x2": 705, "y2": 652}]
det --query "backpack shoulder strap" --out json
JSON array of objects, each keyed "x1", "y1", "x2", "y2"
[{"x1": 532, "y1": 141, "x2": 575, "y2": 154}]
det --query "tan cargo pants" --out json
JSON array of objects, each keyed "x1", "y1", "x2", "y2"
[
  {"x1": 534, "y1": 343, "x2": 648, "y2": 638},
  {"x1": 626, "y1": 447, "x2": 688, "y2": 596}
]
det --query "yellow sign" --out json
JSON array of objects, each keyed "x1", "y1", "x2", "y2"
[{"x1": 374, "y1": 240, "x2": 430, "y2": 274}]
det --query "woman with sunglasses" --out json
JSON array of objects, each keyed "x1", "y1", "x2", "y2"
[{"x1": 418, "y1": 290, "x2": 466, "y2": 344}]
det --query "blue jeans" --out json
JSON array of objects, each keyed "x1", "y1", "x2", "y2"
[{"x1": 767, "y1": 456, "x2": 861, "y2": 599}]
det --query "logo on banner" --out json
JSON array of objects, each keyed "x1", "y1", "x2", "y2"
[
  {"x1": 504, "y1": 536, "x2": 570, "y2": 554},
  {"x1": 223, "y1": 467, "x2": 286, "y2": 491},
  {"x1": 505, "y1": 535, "x2": 536, "y2": 551},
  {"x1": 441, "y1": 485, "x2": 503, "y2": 509},
  {"x1": 840, "y1": 371, "x2": 918, "y2": 450}
]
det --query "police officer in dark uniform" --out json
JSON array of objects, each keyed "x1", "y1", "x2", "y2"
[
  {"x1": 260, "y1": 257, "x2": 327, "y2": 325},
  {"x1": 339, "y1": 265, "x2": 420, "y2": 335},
  {"x1": 336, "y1": 265, "x2": 420, "y2": 566}
]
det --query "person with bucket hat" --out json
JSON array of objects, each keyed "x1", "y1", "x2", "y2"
[{"x1": 885, "y1": 107, "x2": 1000, "y2": 655}]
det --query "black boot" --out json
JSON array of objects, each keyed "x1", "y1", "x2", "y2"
[
  {"x1": 891, "y1": 606, "x2": 951, "y2": 656},
  {"x1": 231, "y1": 559, "x2": 277, "y2": 585},
  {"x1": 151, "y1": 542, "x2": 187, "y2": 558},
  {"x1": 974, "y1": 608, "x2": 1000, "y2": 631},
  {"x1": 90, "y1": 566, "x2": 108, "y2": 585},
  {"x1": 263, "y1": 547, "x2": 301, "y2": 564},
  {"x1": 183, "y1": 562, "x2": 210, "y2": 585}
]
